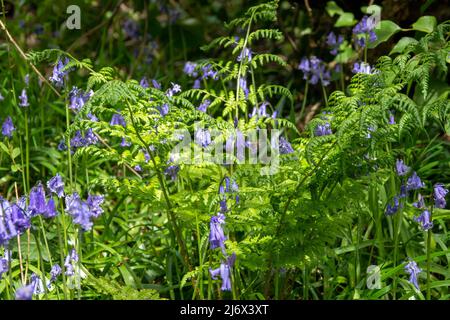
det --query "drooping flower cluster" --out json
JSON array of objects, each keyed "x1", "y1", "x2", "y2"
[
  {"x1": 166, "y1": 82, "x2": 181, "y2": 98},
  {"x1": 197, "y1": 99, "x2": 211, "y2": 113},
  {"x1": 18, "y1": 89, "x2": 29, "y2": 107},
  {"x1": 2, "y1": 116, "x2": 15, "y2": 138},
  {"x1": 249, "y1": 101, "x2": 277, "y2": 119},
  {"x1": 353, "y1": 15, "x2": 377, "y2": 48},
  {"x1": 49, "y1": 58, "x2": 71, "y2": 88},
  {"x1": 298, "y1": 56, "x2": 331, "y2": 86},
  {"x1": 209, "y1": 176, "x2": 239, "y2": 291},
  {"x1": 237, "y1": 47, "x2": 253, "y2": 62},
  {"x1": 352, "y1": 62, "x2": 376, "y2": 74},
  {"x1": 183, "y1": 61, "x2": 218, "y2": 89},
  {"x1": 70, "y1": 128, "x2": 98, "y2": 150},
  {"x1": 433, "y1": 183, "x2": 448, "y2": 209},
  {"x1": 326, "y1": 32, "x2": 344, "y2": 55},
  {"x1": 314, "y1": 122, "x2": 332, "y2": 136},
  {"x1": 0, "y1": 250, "x2": 9, "y2": 280},
  {"x1": 195, "y1": 128, "x2": 212, "y2": 148},
  {"x1": 65, "y1": 193, "x2": 105, "y2": 231},
  {"x1": 279, "y1": 136, "x2": 294, "y2": 155},
  {"x1": 404, "y1": 259, "x2": 422, "y2": 290},
  {"x1": 68, "y1": 86, "x2": 94, "y2": 112}
]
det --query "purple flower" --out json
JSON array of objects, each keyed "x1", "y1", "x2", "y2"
[
  {"x1": 385, "y1": 196, "x2": 402, "y2": 216},
  {"x1": 352, "y1": 62, "x2": 375, "y2": 74},
  {"x1": 413, "y1": 194, "x2": 425, "y2": 209},
  {"x1": 86, "y1": 194, "x2": 104, "y2": 218},
  {"x1": 298, "y1": 56, "x2": 331, "y2": 86},
  {"x1": 24, "y1": 74, "x2": 30, "y2": 86},
  {"x1": 195, "y1": 128, "x2": 212, "y2": 148},
  {"x1": 0, "y1": 251, "x2": 9, "y2": 280},
  {"x1": 19, "y1": 89, "x2": 29, "y2": 107},
  {"x1": 434, "y1": 183, "x2": 448, "y2": 209},
  {"x1": 49, "y1": 264, "x2": 62, "y2": 283},
  {"x1": 353, "y1": 16, "x2": 377, "y2": 48},
  {"x1": 183, "y1": 62, "x2": 198, "y2": 77},
  {"x1": 404, "y1": 259, "x2": 422, "y2": 290},
  {"x1": 279, "y1": 136, "x2": 294, "y2": 154},
  {"x1": 193, "y1": 79, "x2": 201, "y2": 89},
  {"x1": 47, "y1": 174, "x2": 64, "y2": 198},
  {"x1": 87, "y1": 113, "x2": 98, "y2": 122},
  {"x1": 396, "y1": 159, "x2": 410, "y2": 176},
  {"x1": 198, "y1": 99, "x2": 211, "y2": 113},
  {"x1": 134, "y1": 165, "x2": 142, "y2": 172},
  {"x1": 406, "y1": 172, "x2": 425, "y2": 191},
  {"x1": 326, "y1": 32, "x2": 344, "y2": 55},
  {"x1": 239, "y1": 77, "x2": 249, "y2": 98},
  {"x1": 164, "y1": 165, "x2": 179, "y2": 181},
  {"x1": 414, "y1": 210, "x2": 433, "y2": 231},
  {"x1": 15, "y1": 283, "x2": 34, "y2": 300},
  {"x1": 110, "y1": 112, "x2": 126, "y2": 127},
  {"x1": 140, "y1": 77, "x2": 149, "y2": 88},
  {"x1": 389, "y1": 112, "x2": 395, "y2": 124},
  {"x1": 209, "y1": 253, "x2": 236, "y2": 291},
  {"x1": 30, "y1": 273, "x2": 45, "y2": 294},
  {"x1": 158, "y1": 103, "x2": 170, "y2": 116},
  {"x1": 315, "y1": 122, "x2": 332, "y2": 136},
  {"x1": 69, "y1": 87, "x2": 93, "y2": 111},
  {"x1": 65, "y1": 193, "x2": 94, "y2": 231},
  {"x1": 209, "y1": 213, "x2": 226, "y2": 250},
  {"x1": 2, "y1": 116, "x2": 15, "y2": 138},
  {"x1": 123, "y1": 19, "x2": 139, "y2": 39},
  {"x1": 49, "y1": 58, "x2": 70, "y2": 88},
  {"x1": 201, "y1": 64, "x2": 218, "y2": 80},
  {"x1": 152, "y1": 79, "x2": 161, "y2": 90},
  {"x1": 29, "y1": 184, "x2": 47, "y2": 216},
  {"x1": 237, "y1": 47, "x2": 253, "y2": 62},
  {"x1": 64, "y1": 249, "x2": 78, "y2": 276},
  {"x1": 120, "y1": 137, "x2": 131, "y2": 147},
  {"x1": 166, "y1": 83, "x2": 181, "y2": 97},
  {"x1": 44, "y1": 198, "x2": 58, "y2": 218}
]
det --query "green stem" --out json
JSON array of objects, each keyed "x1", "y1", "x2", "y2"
[{"x1": 426, "y1": 207, "x2": 433, "y2": 300}]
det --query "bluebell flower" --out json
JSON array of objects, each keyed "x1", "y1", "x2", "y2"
[
  {"x1": 399, "y1": 184, "x2": 408, "y2": 198},
  {"x1": 122, "y1": 19, "x2": 140, "y2": 39},
  {"x1": 239, "y1": 77, "x2": 249, "y2": 98},
  {"x1": 352, "y1": 62, "x2": 375, "y2": 74},
  {"x1": 158, "y1": 103, "x2": 169, "y2": 116},
  {"x1": 2, "y1": 116, "x2": 15, "y2": 138},
  {"x1": 413, "y1": 194, "x2": 425, "y2": 209},
  {"x1": 201, "y1": 64, "x2": 218, "y2": 80},
  {"x1": 353, "y1": 16, "x2": 377, "y2": 48},
  {"x1": 29, "y1": 184, "x2": 47, "y2": 216},
  {"x1": 64, "y1": 249, "x2": 78, "y2": 276},
  {"x1": 24, "y1": 74, "x2": 30, "y2": 86},
  {"x1": 298, "y1": 56, "x2": 331, "y2": 86},
  {"x1": 164, "y1": 165, "x2": 180, "y2": 181},
  {"x1": 237, "y1": 47, "x2": 253, "y2": 62},
  {"x1": 193, "y1": 79, "x2": 201, "y2": 89},
  {"x1": 30, "y1": 273, "x2": 45, "y2": 294},
  {"x1": 49, "y1": 58, "x2": 70, "y2": 87},
  {"x1": 326, "y1": 32, "x2": 344, "y2": 55},
  {"x1": 183, "y1": 62, "x2": 198, "y2": 77},
  {"x1": 209, "y1": 253, "x2": 236, "y2": 291},
  {"x1": 11, "y1": 200, "x2": 30, "y2": 233},
  {"x1": 19, "y1": 89, "x2": 29, "y2": 107},
  {"x1": 120, "y1": 137, "x2": 131, "y2": 147},
  {"x1": 68, "y1": 87, "x2": 93, "y2": 112},
  {"x1": 110, "y1": 113, "x2": 126, "y2": 127},
  {"x1": 15, "y1": 283, "x2": 34, "y2": 300},
  {"x1": 195, "y1": 128, "x2": 212, "y2": 147},
  {"x1": 86, "y1": 194, "x2": 104, "y2": 218},
  {"x1": 166, "y1": 83, "x2": 181, "y2": 97},
  {"x1": 0, "y1": 251, "x2": 9, "y2": 280},
  {"x1": 58, "y1": 139, "x2": 67, "y2": 151},
  {"x1": 406, "y1": 172, "x2": 425, "y2": 191},
  {"x1": 389, "y1": 112, "x2": 395, "y2": 124},
  {"x1": 44, "y1": 198, "x2": 58, "y2": 218},
  {"x1": 134, "y1": 165, "x2": 142, "y2": 172},
  {"x1": 396, "y1": 159, "x2": 410, "y2": 176},
  {"x1": 198, "y1": 100, "x2": 210, "y2": 113},
  {"x1": 404, "y1": 259, "x2": 422, "y2": 290},
  {"x1": 414, "y1": 210, "x2": 433, "y2": 231},
  {"x1": 47, "y1": 173, "x2": 64, "y2": 198},
  {"x1": 71, "y1": 131, "x2": 85, "y2": 148},
  {"x1": 434, "y1": 183, "x2": 448, "y2": 209},
  {"x1": 315, "y1": 122, "x2": 332, "y2": 136},
  {"x1": 385, "y1": 196, "x2": 400, "y2": 216},
  {"x1": 140, "y1": 77, "x2": 149, "y2": 88},
  {"x1": 152, "y1": 79, "x2": 161, "y2": 90},
  {"x1": 65, "y1": 193, "x2": 94, "y2": 231},
  {"x1": 87, "y1": 113, "x2": 98, "y2": 122},
  {"x1": 209, "y1": 213, "x2": 226, "y2": 250},
  {"x1": 279, "y1": 136, "x2": 294, "y2": 154},
  {"x1": 84, "y1": 129, "x2": 98, "y2": 145},
  {"x1": 49, "y1": 264, "x2": 62, "y2": 285}
]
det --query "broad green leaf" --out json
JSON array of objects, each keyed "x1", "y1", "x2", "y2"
[
  {"x1": 326, "y1": 1, "x2": 343, "y2": 17},
  {"x1": 335, "y1": 12, "x2": 357, "y2": 27},
  {"x1": 412, "y1": 16, "x2": 437, "y2": 33},
  {"x1": 389, "y1": 37, "x2": 419, "y2": 55},
  {"x1": 369, "y1": 20, "x2": 401, "y2": 48}
]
